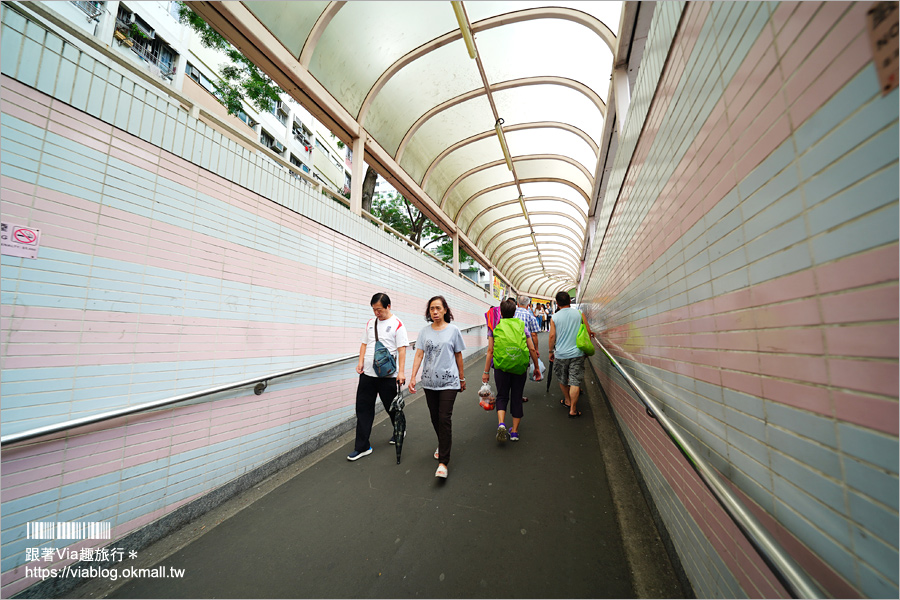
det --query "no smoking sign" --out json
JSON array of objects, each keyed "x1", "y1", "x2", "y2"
[{"x1": 1, "y1": 222, "x2": 42, "y2": 259}]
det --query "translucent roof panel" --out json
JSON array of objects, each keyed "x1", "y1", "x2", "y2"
[
  {"x1": 530, "y1": 214, "x2": 585, "y2": 236},
  {"x1": 478, "y1": 214, "x2": 531, "y2": 241},
  {"x1": 493, "y1": 85, "x2": 605, "y2": 144},
  {"x1": 449, "y1": 164, "x2": 518, "y2": 211},
  {"x1": 496, "y1": 233, "x2": 582, "y2": 257},
  {"x1": 512, "y1": 158, "x2": 593, "y2": 199},
  {"x1": 309, "y1": 2, "x2": 459, "y2": 118},
  {"x1": 400, "y1": 96, "x2": 495, "y2": 184},
  {"x1": 426, "y1": 138, "x2": 513, "y2": 211},
  {"x1": 505, "y1": 129, "x2": 597, "y2": 178},
  {"x1": 366, "y1": 40, "x2": 485, "y2": 155},
  {"x1": 524, "y1": 199, "x2": 586, "y2": 223},
  {"x1": 520, "y1": 181, "x2": 589, "y2": 209},
  {"x1": 457, "y1": 187, "x2": 519, "y2": 231},
  {"x1": 459, "y1": 194, "x2": 587, "y2": 239},
  {"x1": 246, "y1": 1, "x2": 329, "y2": 57},
  {"x1": 210, "y1": 1, "x2": 624, "y2": 296},
  {"x1": 476, "y1": 19, "x2": 614, "y2": 102}
]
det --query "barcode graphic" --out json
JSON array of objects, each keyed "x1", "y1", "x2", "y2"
[{"x1": 27, "y1": 521, "x2": 111, "y2": 540}]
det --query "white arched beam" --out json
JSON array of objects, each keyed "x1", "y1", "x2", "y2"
[
  {"x1": 492, "y1": 237, "x2": 583, "y2": 267},
  {"x1": 400, "y1": 77, "x2": 605, "y2": 166},
  {"x1": 494, "y1": 238, "x2": 581, "y2": 274},
  {"x1": 468, "y1": 210, "x2": 587, "y2": 245},
  {"x1": 357, "y1": 7, "x2": 616, "y2": 124},
  {"x1": 440, "y1": 154, "x2": 593, "y2": 210},
  {"x1": 475, "y1": 218, "x2": 584, "y2": 249},
  {"x1": 505, "y1": 259, "x2": 579, "y2": 286},
  {"x1": 297, "y1": 1, "x2": 345, "y2": 66},
  {"x1": 453, "y1": 178, "x2": 589, "y2": 221},
  {"x1": 462, "y1": 196, "x2": 587, "y2": 237}
]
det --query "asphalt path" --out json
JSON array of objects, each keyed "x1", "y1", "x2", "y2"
[{"x1": 85, "y1": 336, "x2": 681, "y2": 599}]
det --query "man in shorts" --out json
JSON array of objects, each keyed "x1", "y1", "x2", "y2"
[{"x1": 548, "y1": 291, "x2": 594, "y2": 418}]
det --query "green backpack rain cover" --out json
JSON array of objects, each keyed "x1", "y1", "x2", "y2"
[{"x1": 492, "y1": 318, "x2": 529, "y2": 375}]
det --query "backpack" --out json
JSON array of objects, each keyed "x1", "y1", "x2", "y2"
[
  {"x1": 372, "y1": 319, "x2": 397, "y2": 378},
  {"x1": 492, "y1": 318, "x2": 529, "y2": 375}
]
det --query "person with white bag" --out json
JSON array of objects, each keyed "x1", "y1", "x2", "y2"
[{"x1": 481, "y1": 298, "x2": 541, "y2": 443}]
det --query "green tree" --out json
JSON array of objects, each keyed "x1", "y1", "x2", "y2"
[
  {"x1": 176, "y1": 3, "x2": 386, "y2": 213},
  {"x1": 176, "y1": 2, "x2": 282, "y2": 115},
  {"x1": 371, "y1": 193, "x2": 471, "y2": 265}
]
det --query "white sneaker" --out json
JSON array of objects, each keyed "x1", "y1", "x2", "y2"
[
  {"x1": 434, "y1": 448, "x2": 440, "y2": 460},
  {"x1": 347, "y1": 447, "x2": 373, "y2": 461},
  {"x1": 435, "y1": 464, "x2": 448, "y2": 478}
]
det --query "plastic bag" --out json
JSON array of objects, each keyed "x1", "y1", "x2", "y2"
[
  {"x1": 478, "y1": 382, "x2": 495, "y2": 411},
  {"x1": 529, "y1": 358, "x2": 546, "y2": 381}
]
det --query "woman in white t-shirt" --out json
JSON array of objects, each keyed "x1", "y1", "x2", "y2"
[{"x1": 409, "y1": 295, "x2": 466, "y2": 479}]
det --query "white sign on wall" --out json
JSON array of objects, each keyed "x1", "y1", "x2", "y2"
[{"x1": 1, "y1": 222, "x2": 42, "y2": 259}]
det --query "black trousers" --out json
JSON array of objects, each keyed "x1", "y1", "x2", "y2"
[
  {"x1": 354, "y1": 374, "x2": 397, "y2": 452},
  {"x1": 494, "y1": 368, "x2": 526, "y2": 418},
  {"x1": 424, "y1": 388, "x2": 458, "y2": 465}
]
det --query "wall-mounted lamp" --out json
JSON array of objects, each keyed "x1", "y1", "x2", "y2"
[
  {"x1": 495, "y1": 118, "x2": 513, "y2": 171},
  {"x1": 451, "y1": 1, "x2": 477, "y2": 60}
]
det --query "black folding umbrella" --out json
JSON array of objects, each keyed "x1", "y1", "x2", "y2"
[
  {"x1": 389, "y1": 382, "x2": 406, "y2": 464},
  {"x1": 546, "y1": 358, "x2": 554, "y2": 391}
]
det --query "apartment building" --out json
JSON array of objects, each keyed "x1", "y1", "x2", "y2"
[{"x1": 59, "y1": 0, "x2": 352, "y2": 194}]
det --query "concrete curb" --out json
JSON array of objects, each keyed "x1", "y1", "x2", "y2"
[{"x1": 582, "y1": 361, "x2": 691, "y2": 598}]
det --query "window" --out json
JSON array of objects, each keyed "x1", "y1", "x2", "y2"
[
  {"x1": 185, "y1": 62, "x2": 218, "y2": 96},
  {"x1": 270, "y1": 101, "x2": 288, "y2": 125},
  {"x1": 116, "y1": 7, "x2": 178, "y2": 80},
  {"x1": 292, "y1": 122, "x2": 311, "y2": 149},
  {"x1": 236, "y1": 109, "x2": 256, "y2": 129},
  {"x1": 260, "y1": 129, "x2": 274, "y2": 147},
  {"x1": 72, "y1": 1, "x2": 103, "y2": 21}
]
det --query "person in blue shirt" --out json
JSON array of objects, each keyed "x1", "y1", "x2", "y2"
[{"x1": 548, "y1": 291, "x2": 594, "y2": 417}]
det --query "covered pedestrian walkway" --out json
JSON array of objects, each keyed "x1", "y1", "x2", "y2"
[
  {"x1": 1, "y1": 2, "x2": 897, "y2": 599},
  {"x1": 68, "y1": 337, "x2": 683, "y2": 599}
]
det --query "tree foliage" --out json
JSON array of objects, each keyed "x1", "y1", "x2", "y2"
[
  {"x1": 175, "y1": 4, "x2": 471, "y2": 268},
  {"x1": 176, "y1": 2, "x2": 283, "y2": 115},
  {"x1": 371, "y1": 193, "x2": 471, "y2": 265}
]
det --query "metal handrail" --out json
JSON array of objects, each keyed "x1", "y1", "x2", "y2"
[
  {"x1": 0, "y1": 324, "x2": 486, "y2": 447},
  {"x1": 595, "y1": 339, "x2": 823, "y2": 599}
]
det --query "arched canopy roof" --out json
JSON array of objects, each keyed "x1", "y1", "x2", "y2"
[{"x1": 189, "y1": 1, "x2": 622, "y2": 297}]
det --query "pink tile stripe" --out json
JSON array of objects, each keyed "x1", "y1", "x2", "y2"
[
  {"x1": 0, "y1": 489, "x2": 204, "y2": 598},
  {"x1": 0, "y1": 177, "x2": 484, "y2": 329},
  {"x1": 1, "y1": 376, "x2": 358, "y2": 502},
  {"x1": 598, "y1": 369, "x2": 861, "y2": 598},
  {"x1": 600, "y1": 244, "x2": 899, "y2": 435},
  {"x1": 593, "y1": 2, "x2": 712, "y2": 278},
  {"x1": 1, "y1": 75, "x2": 489, "y2": 326},
  {"x1": 602, "y1": 370, "x2": 789, "y2": 598},
  {"x1": 592, "y1": 4, "x2": 872, "y2": 304}
]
